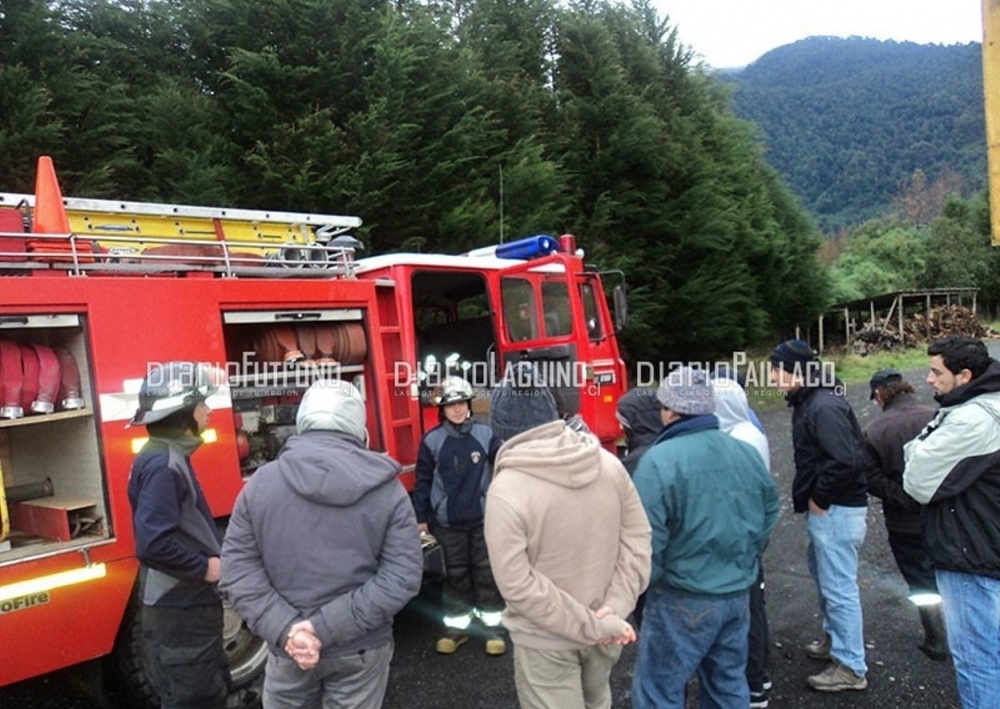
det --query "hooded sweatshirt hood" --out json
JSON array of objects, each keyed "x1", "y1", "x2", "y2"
[
  {"x1": 296, "y1": 379, "x2": 368, "y2": 443},
  {"x1": 711, "y1": 378, "x2": 771, "y2": 472},
  {"x1": 937, "y1": 358, "x2": 1000, "y2": 408},
  {"x1": 494, "y1": 420, "x2": 601, "y2": 488},
  {"x1": 712, "y1": 378, "x2": 752, "y2": 433},
  {"x1": 616, "y1": 388, "x2": 663, "y2": 450},
  {"x1": 277, "y1": 430, "x2": 401, "y2": 506}
]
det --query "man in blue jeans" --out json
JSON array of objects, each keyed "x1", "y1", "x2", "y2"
[
  {"x1": 769, "y1": 340, "x2": 869, "y2": 692},
  {"x1": 632, "y1": 367, "x2": 778, "y2": 708},
  {"x1": 904, "y1": 336, "x2": 1000, "y2": 709}
]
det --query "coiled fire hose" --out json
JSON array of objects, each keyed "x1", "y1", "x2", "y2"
[
  {"x1": 0, "y1": 338, "x2": 24, "y2": 418},
  {"x1": 31, "y1": 343, "x2": 61, "y2": 414},
  {"x1": 55, "y1": 347, "x2": 85, "y2": 409},
  {"x1": 19, "y1": 344, "x2": 40, "y2": 414}
]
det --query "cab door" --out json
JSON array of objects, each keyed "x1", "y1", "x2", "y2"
[
  {"x1": 488, "y1": 256, "x2": 632, "y2": 444},
  {"x1": 490, "y1": 256, "x2": 583, "y2": 415},
  {"x1": 575, "y1": 272, "x2": 626, "y2": 446}
]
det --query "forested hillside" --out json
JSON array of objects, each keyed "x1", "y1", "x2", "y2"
[
  {"x1": 0, "y1": 0, "x2": 831, "y2": 362},
  {"x1": 727, "y1": 37, "x2": 985, "y2": 232}
]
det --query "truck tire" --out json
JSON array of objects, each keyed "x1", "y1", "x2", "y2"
[
  {"x1": 107, "y1": 592, "x2": 267, "y2": 709},
  {"x1": 109, "y1": 515, "x2": 267, "y2": 708}
]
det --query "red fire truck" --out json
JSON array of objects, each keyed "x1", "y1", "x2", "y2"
[{"x1": 0, "y1": 157, "x2": 627, "y2": 705}]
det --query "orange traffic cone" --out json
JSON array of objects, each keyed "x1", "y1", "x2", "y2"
[
  {"x1": 32, "y1": 156, "x2": 70, "y2": 234},
  {"x1": 27, "y1": 156, "x2": 99, "y2": 263}
]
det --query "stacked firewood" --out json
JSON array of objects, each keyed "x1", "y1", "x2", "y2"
[{"x1": 851, "y1": 305, "x2": 997, "y2": 354}]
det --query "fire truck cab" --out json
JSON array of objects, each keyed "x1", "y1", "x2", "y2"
[
  {"x1": 356, "y1": 237, "x2": 627, "y2": 459},
  {"x1": 0, "y1": 157, "x2": 627, "y2": 706}
]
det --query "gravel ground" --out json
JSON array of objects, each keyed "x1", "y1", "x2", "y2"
[{"x1": 2, "y1": 350, "x2": 981, "y2": 709}]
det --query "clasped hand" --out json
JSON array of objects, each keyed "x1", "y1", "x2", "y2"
[
  {"x1": 284, "y1": 620, "x2": 322, "y2": 670},
  {"x1": 594, "y1": 605, "x2": 637, "y2": 646}
]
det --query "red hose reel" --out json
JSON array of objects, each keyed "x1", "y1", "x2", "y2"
[{"x1": 0, "y1": 339, "x2": 86, "y2": 418}]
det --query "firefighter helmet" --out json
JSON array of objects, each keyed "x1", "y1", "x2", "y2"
[
  {"x1": 129, "y1": 361, "x2": 220, "y2": 426},
  {"x1": 436, "y1": 376, "x2": 474, "y2": 407}
]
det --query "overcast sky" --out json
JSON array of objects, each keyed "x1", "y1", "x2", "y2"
[{"x1": 653, "y1": 0, "x2": 983, "y2": 69}]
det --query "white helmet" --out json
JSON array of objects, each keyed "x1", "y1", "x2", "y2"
[
  {"x1": 436, "y1": 376, "x2": 474, "y2": 407},
  {"x1": 129, "y1": 361, "x2": 220, "y2": 426}
]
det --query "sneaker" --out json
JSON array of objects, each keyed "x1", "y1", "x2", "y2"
[
  {"x1": 762, "y1": 675, "x2": 773, "y2": 691},
  {"x1": 749, "y1": 688, "x2": 769, "y2": 708},
  {"x1": 805, "y1": 632, "x2": 832, "y2": 661},
  {"x1": 484, "y1": 635, "x2": 507, "y2": 656},
  {"x1": 807, "y1": 661, "x2": 868, "y2": 692},
  {"x1": 435, "y1": 632, "x2": 469, "y2": 654}
]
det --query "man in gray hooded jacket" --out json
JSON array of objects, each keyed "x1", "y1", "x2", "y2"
[{"x1": 221, "y1": 379, "x2": 423, "y2": 709}]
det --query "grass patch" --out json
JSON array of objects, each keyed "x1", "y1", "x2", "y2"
[
  {"x1": 746, "y1": 385, "x2": 791, "y2": 412},
  {"x1": 737, "y1": 345, "x2": 933, "y2": 412},
  {"x1": 826, "y1": 347, "x2": 931, "y2": 383}
]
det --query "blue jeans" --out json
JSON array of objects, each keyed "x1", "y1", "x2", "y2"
[
  {"x1": 632, "y1": 586, "x2": 750, "y2": 709},
  {"x1": 806, "y1": 504, "x2": 867, "y2": 676},
  {"x1": 936, "y1": 569, "x2": 1000, "y2": 709}
]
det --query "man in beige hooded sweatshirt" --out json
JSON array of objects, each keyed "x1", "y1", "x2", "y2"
[{"x1": 484, "y1": 363, "x2": 652, "y2": 709}]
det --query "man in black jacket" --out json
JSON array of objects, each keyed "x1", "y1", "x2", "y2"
[
  {"x1": 614, "y1": 386, "x2": 663, "y2": 632},
  {"x1": 616, "y1": 387, "x2": 663, "y2": 476},
  {"x1": 769, "y1": 340, "x2": 869, "y2": 693},
  {"x1": 863, "y1": 368, "x2": 947, "y2": 661}
]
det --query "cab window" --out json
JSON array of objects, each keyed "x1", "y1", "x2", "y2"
[
  {"x1": 580, "y1": 282, "x2": 604, "y2": 341},
  {"x1": 541, "y1": 281, "x2": 573, "y2": 337},
  {"x1": 502, "y1": 277, "x2": 537, "y2": 342}
]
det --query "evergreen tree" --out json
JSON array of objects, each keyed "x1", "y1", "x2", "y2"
[
  {"x1": 0, "y1": 0, "x2": 834, "y2": 363},
  {"x1": 0, "y1": 1, "x2": 72, "y2": 190}
]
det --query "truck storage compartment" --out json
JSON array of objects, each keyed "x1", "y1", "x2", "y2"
[
  {"x1": 0, "y1": 314, "x2": 108, "y2": 561},
  {"x1": 221, "y1": 308, "x2": 372, "y2": 478}
]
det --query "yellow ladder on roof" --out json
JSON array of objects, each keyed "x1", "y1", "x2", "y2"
[
  {"x1": 1, "y1": 158, "x2": 364, "y2": 274},
  {"x1": 0, "y1": 192, "x2": 361, "y2": 247}
]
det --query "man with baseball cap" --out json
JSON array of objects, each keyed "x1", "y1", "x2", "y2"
[{"x1": 864, "y1": 368, "x2": 946, "y2": 661}]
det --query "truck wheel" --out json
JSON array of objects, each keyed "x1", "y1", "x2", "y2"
[
  {"x1": 108, "y1": 593, "x2": 267, "y2": 709},
  {"x1": 222, "y1": 596, "x2": 268, "y2": 703}
]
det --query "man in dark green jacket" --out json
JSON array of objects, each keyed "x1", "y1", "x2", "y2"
[{"x1": 632, "y1": 366, "x2": 778, "y2": 709}]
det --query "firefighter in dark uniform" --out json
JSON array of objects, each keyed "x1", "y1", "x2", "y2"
[
  {"x1": 412, "y1": 376, "x2": 506, "y2": 655},
  {"x1": 127, "y1": 361, "x2": 229, "y2": 709}
]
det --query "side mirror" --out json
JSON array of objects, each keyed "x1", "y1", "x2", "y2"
[{"x1": 612, "y1": 284, "x2": 628, "y2": 333}]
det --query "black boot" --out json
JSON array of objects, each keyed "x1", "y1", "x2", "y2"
[{"x1": 917, "y1": 605, "x2": 950, "y2": 662}]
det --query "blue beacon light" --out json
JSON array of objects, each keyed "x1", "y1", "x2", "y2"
[{"x1": 494, "y1": 234, "x2": 558, "y2": 260}]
